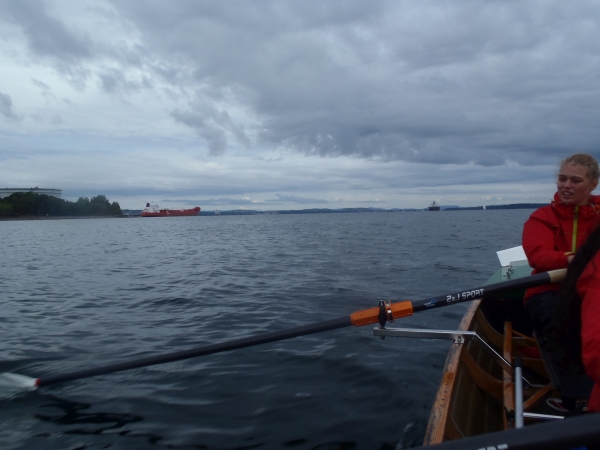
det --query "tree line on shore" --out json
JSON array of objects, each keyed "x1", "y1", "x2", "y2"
[{"x1": 0, "y1": 192, "x2": 122, "y2": 217}]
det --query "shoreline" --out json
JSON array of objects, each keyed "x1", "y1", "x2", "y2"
[{"x1": 0, "y1": 215, "x2": 134, "y2": 221}]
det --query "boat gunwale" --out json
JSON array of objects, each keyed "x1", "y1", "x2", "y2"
[{"x1": 422, "y1": 299, "x2": 481, "y2": 445}]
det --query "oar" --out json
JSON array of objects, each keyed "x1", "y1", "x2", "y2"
[{"x1": 1, "y1": 268, "x2": 566, "y2": 390}]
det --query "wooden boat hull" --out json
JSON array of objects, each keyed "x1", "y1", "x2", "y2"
[
  {"x1": 424, "y1": 299, "x2": 501, "y2": 443},
  {"x1": 423, "y1": 263, "x2": 574, "y2": 445}
]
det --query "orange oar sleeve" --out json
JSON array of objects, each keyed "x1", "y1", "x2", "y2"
[{"x1": 349, "y1": 300, "x2": 413, "y2": 326}]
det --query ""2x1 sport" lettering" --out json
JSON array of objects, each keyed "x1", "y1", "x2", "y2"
[{"x1": 446, "y1": 288, "x2": 484, "y2": 303}]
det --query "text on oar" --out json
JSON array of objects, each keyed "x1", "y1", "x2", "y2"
[{"x1": 446, "y1": 288, "x2": 484, "y2": 303}]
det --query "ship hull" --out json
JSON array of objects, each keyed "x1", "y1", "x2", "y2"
[{"x1": 141, "y1": 207, "x2": 200, "y2": 217}]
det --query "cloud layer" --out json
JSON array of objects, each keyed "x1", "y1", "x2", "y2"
[{"x1": 0, "y1": 0, "x2": 598, "y2": 208}]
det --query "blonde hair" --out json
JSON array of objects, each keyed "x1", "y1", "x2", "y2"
[{"x1": 561, "y1": 153, "x2": 600, "y2": 181}]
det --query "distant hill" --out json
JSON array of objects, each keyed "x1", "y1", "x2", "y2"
[
  {"x1": 199, "y1": 207, "x2": 392, "y2": 216},
  {"x1": 444, "y1": 203, "x2": 547, "y2": 211},
  {"x1": 196, "y1": 203, "x2": 547, "y2": 216}
]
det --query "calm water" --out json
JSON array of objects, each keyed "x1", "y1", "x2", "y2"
[{"x1": 0, "y1": 210, "x2": 532, "y2": 450}]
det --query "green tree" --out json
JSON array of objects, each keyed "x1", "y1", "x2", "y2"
[
  {"x1": 1, "y1": 193, "x2": 122, "y2": 217},
  {"x1": 89, "y1": 195, "x2": 110, "y2": 215},
  {"x1": 0, "y1": 201, "x2": 13, "y2": 217},
  {"x1": 110, "y1": 201, "x2": 122, "y2": 215}
]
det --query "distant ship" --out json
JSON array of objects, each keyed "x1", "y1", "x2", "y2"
[
  {"x1": 140, "y1": 203, "x2": 201, "y2": 217},
  {"x1": 428, "y1": 201, "x2": 440, "y2": 211}
]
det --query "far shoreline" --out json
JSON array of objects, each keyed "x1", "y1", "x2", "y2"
[
  {"x1": 0, "y1": 215, "x2": 132, "y2": 221},
  {"x1": 0, "y1": 203, "x2": 545, "y2": 221}
]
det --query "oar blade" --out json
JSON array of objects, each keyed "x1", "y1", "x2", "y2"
[{"x1": 0, "y1": 372, "x2": 38, "y2": 399}]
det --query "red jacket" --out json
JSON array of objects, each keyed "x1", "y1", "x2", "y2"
[
  {"x1": 522, "y1": 192, "x2": 600, "y2": 301},
  {"x1": 578, "y1": 255, "x2": 600, "y2": 412}
]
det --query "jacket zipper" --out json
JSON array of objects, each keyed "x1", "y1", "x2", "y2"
[{"x1": 572, "y1": 206, "x2": 579, "y2": 252}]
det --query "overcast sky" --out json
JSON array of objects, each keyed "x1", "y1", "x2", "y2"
[{"x1": 1, "y1": 0, "x2": 599, "y2": 210}]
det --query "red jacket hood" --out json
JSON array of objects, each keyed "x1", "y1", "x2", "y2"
[{"x1": 538, "y1": 192, "x2": 600, "y2": 224}]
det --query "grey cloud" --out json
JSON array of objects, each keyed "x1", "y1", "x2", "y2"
[
  {"x1": 31, "y1": 78, "x2": 59, "y2": 101},
  {"x1": 4, "y1": 1, "x2": 600, "y2": 168},
  {"x1": 32, "y1": 78, "x2": 50, "y2": 90},
  {"x1": 98, "y1": 68, "x2": 153, "y2": 93},
  {"x1": 0, "y1": 92, "x2": 18, "y2": 120},
  {"x1": 0, "y1": 0, "x2": 95, "y2": 89},
  {"x1": 171, "y1": 104, "x2": 251, "y2": 155},
  {"x1": 165, "y1": 197, "x2": 259, "y2": 206},
  {"x1": 1, "y1": 0, "x2": 92, "y2": 60},
  {"x1": 170, "y1": 109, "x2": 227, "y2": 156},
  {"x1": 356, "y1": 199, "x2": 385, "y2": 204},
  {"x1": 163, "y1": 194, "x2": 329, "y2": 206},
  {"x1": 104, "y1": 1, "x2": 600, "y2": 165},
  {"x1": 1, "y1": 1, "x2": 155, "y2": 93}
]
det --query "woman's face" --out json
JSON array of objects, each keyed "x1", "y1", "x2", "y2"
[{"x1": 557, "y1": 163, "x2": 599, "y2": 206}]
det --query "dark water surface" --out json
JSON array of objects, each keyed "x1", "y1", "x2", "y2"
[{"x1": 0, "y1": 210, "x2": 532, "y2": 450}]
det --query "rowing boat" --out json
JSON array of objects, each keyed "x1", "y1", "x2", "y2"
[{"x1": 420, "y1": 251, "x2": 592, "y2": 445}]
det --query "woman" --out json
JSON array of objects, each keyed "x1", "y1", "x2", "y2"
[
  {"x1": 558, "y1": 221, "x2": 600, "y2": 412},
  {"x1": 522, "y1": 153, "x2": 600, "y2": 337}
]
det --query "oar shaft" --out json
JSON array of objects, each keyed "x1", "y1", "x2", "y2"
[
  {"x1": 35, "y1": 269, "x2": 566, "y2": 387},
  {"x1": 347, "y1": 269, "x2": 566, "y2": 327},
  {"x1": 36, "y1": 316, "x2": 351, "y2": 387},
  {"x1": 411, "y1": 268, "x2": 566, "y2": 313}
]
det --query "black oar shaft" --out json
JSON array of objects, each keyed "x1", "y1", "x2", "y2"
[
  {"x1": 349, "y1": 269, "x2": 566, "y2": 325},
  {"x1": 35, "y1": 269, "x2": 565, "y2": 387},
  {"x1": 36, "y1": 316, "x2": 351, "y2": 387},
  {"x1": 411, "y1": 269, "x2": 565, "y2": 313}
]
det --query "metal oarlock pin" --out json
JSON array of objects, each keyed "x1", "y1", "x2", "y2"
[{"x1": 378, "y1": 300, "x2": 395, "y2": 339}]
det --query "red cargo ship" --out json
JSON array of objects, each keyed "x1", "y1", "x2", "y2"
[{"x1": 140, "y1": 203, "x2": 201, "y2": 217}]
